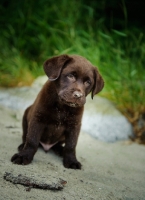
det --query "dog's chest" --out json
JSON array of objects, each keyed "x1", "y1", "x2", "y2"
[
  {"x1": 40, "y1": 108, "x2": 78, "y2": 145},
  {"x1": 54, "y1": 107, "x2": 76, "y2": 126}
]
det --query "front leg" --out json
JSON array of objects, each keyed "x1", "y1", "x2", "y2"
[
  {"x1": 63, "y1": 125, "x2": 82, "y2": 169},
  {"x1": 11, "y1": 120, "x2": 44, "y2": 165}
]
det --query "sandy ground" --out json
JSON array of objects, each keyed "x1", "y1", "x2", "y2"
[{"x1": 0, "y1": 105, "x2": 145, "y2": 200}]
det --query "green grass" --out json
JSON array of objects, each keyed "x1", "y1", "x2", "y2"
[
  {"x1": 0, "y1": 40, "x2": 42, "y2": 86},
  {"x1": 0, "y1": 0, "x2": 145, "y2": 142}
]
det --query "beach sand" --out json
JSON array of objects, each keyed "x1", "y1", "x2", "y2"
[{"x1": 0, "y1": 105, "x2": 145, "y2": 200}]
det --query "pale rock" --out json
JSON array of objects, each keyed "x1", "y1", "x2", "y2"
[{"x1": 82, "y1": 96, "x2": 133, "y2": 142}]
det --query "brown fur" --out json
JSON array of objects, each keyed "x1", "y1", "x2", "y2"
[{"x1": 11, "y1": 54, "x2": 104, "y2": 169}]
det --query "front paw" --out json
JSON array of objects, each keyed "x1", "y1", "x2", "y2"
[
  {"x1": 11, "y1": 152, "x2": 33, "y2": 165},
  {"x1": 63, "y1": 158, "x2": 82, "y2": 169},
  {"x1": 18, "y1": 143, "x2": 25, "y2": 152}
]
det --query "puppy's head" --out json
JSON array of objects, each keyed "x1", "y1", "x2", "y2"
[{"x1": 43, "y1": 54, "x2": 104, "y2": 107}]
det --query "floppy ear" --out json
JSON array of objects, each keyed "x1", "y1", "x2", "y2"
[
  {"x1": 91, "y1": 67, "x2": 104, "y2": 99},
  {"x1": 43, "y1": 54, "x2": 72, "y2": 81}
]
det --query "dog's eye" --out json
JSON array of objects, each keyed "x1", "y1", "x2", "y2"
[
  {"x1": 67, "y1": 74, "x2": 75, "y2": 79},
  {"x1": 84, "y1": 79, "x2": 91, "y2": 86}
]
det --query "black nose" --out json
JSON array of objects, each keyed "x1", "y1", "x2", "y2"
[{"x1": 73, "y1": 91, "x2": 83, "y2": 98}]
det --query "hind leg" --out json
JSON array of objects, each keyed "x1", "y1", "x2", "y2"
[
  {"x1": 51, "y1": 142, "x2": 64, "y2": 157},
  {"x1": 18, "y1": 106, "x2": 31, "y2": 152}
]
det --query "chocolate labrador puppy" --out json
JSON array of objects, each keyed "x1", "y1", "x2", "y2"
[{"x1": 11, "y1": 54, "x2": 104, "y2": 169}]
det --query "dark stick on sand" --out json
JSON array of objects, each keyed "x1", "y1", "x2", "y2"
[{"x1": 4, "y1": 172, "x2": 67, "y2": 191}]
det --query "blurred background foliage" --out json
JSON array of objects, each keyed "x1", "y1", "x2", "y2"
[{"x1": 0, "y1": 0, "x2": 145, "y2": 142}]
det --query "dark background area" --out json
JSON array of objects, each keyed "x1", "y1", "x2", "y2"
[{"x1": 0, "y1": 0, "x2": 145, "y2": 59}]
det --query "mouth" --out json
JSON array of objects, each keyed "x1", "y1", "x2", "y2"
[
  {"x1": 59, "y1": 97, "x2": 81, "y2": 107},
  {"x1": 69, "y1": 103, "x2": 78, "y2": 107}
]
